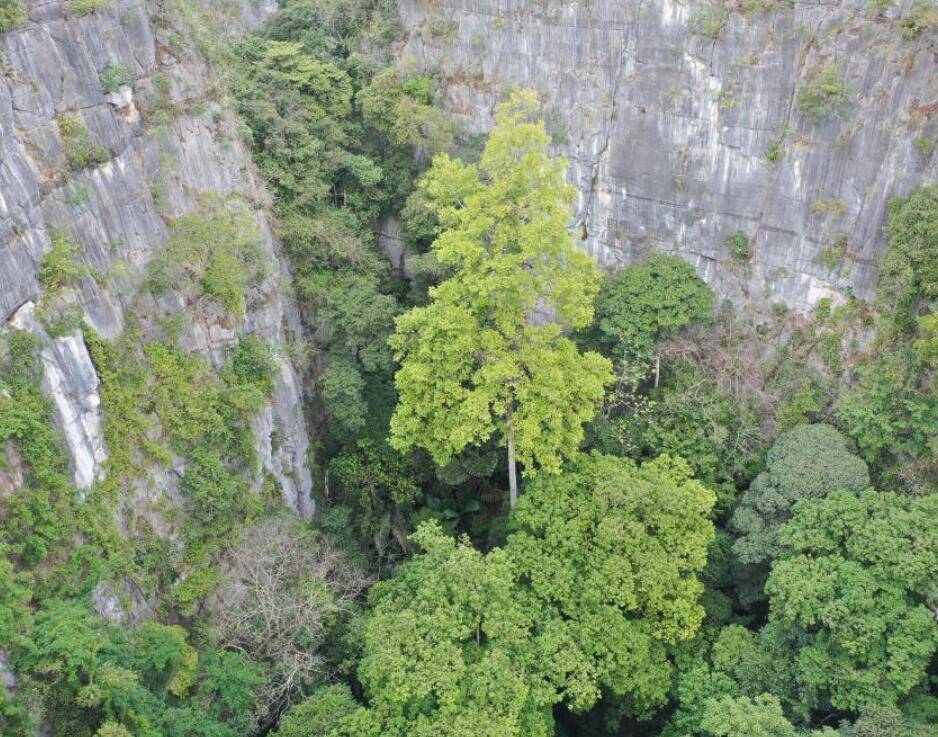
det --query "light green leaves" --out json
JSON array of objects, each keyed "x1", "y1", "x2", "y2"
[
  {"x1": 508, "y1": 453, "x2": 716, "y2": 714},
  {"x1": 389, "y1": 89, "x2": 612, "y2": 478}
]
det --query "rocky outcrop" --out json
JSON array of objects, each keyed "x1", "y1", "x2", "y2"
[
  {"x1": 0, "y1": 0, "x2": 313, "y2": 515},
  {"x1": 397, "y1": 0, "x2": 938, "y2": 310},
  {"x1": 9, "y1": 301, "x2": 106, "y2": 492}
]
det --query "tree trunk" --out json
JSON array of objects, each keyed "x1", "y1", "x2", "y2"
[
  {"x1": 654, "y1": 354, "x2": 661, "y2": 388},
  {"x1": 506, "y1": 405, "x2": 518, "y2": 508}
]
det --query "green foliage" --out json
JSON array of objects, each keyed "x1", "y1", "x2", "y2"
[
  {"x1": 689, "y1": 5, "x2": 727, "y2": 38},
  {"x1": 11, "y1": 599, "x2": 262, "y2": 737},
  {"x1": 274, "y1": 683, "x2": 362, "y2": 737},
  {"x1": 0, "y1": 332, "x2": 109, "y2": 597},
  {"x1": 58, "y1": 113, "x2": 109, "y2": 171},
  {"x1": 99, "y1": 63, "x2": 134, "y2": 93},
  {"x1": 235, "y1": 38, "x2": 356, "y2": 211},
  {"x1": 776, "y1": 382, "x2": 822, "y2": 431},
  {"x1": 835, "y1": 348, "x2": 936, "y2": 492},
  {"x1": 0, "y1": 0, "x2": 25, "y2": 32},
  {"x1": 594, "y1": 359, "x2": 754, "y2": 513},
  {"x1": 866, "y1": 0, "x2": 896, "y2": 16},
  {"x1": 64, "y1": 0, "x2": 113, "y2": 15},
  {"x1": 87, "y1": 330, "x2": 276, "y2": 561},
  {"x1": 815, "y1": 233, "x2": 850, "y2": 272},
  {"x1": 328, "y1": 438, "x2": 422, "y2": 565},
  {"x1": 229, "y1": 333, "x2": 278, "y2": 398},
  {"x1": 179, "y1": 450, "x2": 253, "y2": 560},
  {"x1": 303, "y1": 270, "x2": 400, "y2": 436},
  {"x1": 358, "y1": 67, "x2": 454, "y2": 153},
  {"x1": 256, "y1": 0, "x2": 400, "y2": 64},
  {"x1": 352, "y1": 521, "x2": 557, "y2": 737},
  {"x1": 798, "y1": 65, "x2": 852, "y2": 123},
  {"x1": 0, "y1": 332, "x2": 262, "y2": 735},
  {"x1": 147, "y1": 207, "x2": 266, "y2": 317},
  {"x1": 300, "y1": 452, "x2": 715, "y2": 734},
  {"x1": 812, "y1": 199, "x2": 846, "y2": 216},
  {"x1": 731, "y1": 423, "x2": 869, "y2": 572},
  {"x1": 594, "y1": 252, "x2": 714, "y2": 363},
  {"x1": 766, "y1": 133, "x2": 786, "y2": 163},
  {"x1": 232, "y1": 8, "x2": 429, "y2": 451},
  {"x1": 663, "y1": 624, "x2": 805, "y2": 737},
  {"x1": 913, "y1": 136, "x2": 936, "y2": 157},
  {"x1": 726, "y1": 229, "x2": 752, "y2": 260},
  {"x1": 39, "y1": 230, "x2": 88, "y2": 292},
  {"x1": 842, "y1": 706, "x2": 934, "y2": 737},
  {"x1": 837, "y1": 186, "x2": 938, "y2": 492},
  {"x1": 765, "y1": 490, "x2": 938, "y2": 712},
  {"x1": 877, "y1": 185, "x2": 938, "y2": 335},
  {"x1": 699, "y1": 694, "x2": 832, "y2": 737},
  {"x1": 389, "y1": 90, "x2": 612, "y2": 478},
  {"x1": 899, "y1": 0, "x2": 938, "y2": 39},
  {"x1": 508, "y1": 453, "x2": 716, "y2": 715}
]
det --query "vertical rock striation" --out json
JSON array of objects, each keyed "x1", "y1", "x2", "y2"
[
  {"x1": 397, "y1": 0, "x2": 938, "y2": 310},
  {"x1": 0, "y1": 0, "x2": 314, "y2": 515}
]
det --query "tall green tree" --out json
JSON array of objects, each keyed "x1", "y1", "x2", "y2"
[
  {"x1": 280, "y1": 453, "x2": 716, "y2": 735},
  {"x1": 388, "y1": 89, "x2": 612, "y2": 506},
  {"x1": 348, "y1": 522, "x2": 556, "y2": 737}
]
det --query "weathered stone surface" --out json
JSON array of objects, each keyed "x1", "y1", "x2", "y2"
[
  {"x1": 7, "y1": 300, "x2": 106, "y2": 491},
  {"x1": 397, "y1": 0, "x2": 938, "y2": 310},
  {"x1": 0, "y1": 0, "x2": 314, "y2": 515}
]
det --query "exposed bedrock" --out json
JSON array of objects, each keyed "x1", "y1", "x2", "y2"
[{"x1": 397, "y1": 0, "x2": 938, "y2": 309}]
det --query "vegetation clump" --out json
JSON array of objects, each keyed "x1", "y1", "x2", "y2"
[
  {"x1": 798, "y1": 65, "x2": 852, "y2": 123},
  {"x1": 99, "y1": 62, "x2": 134, "y2": 93},
  {"x1": 594, "y1": 252, "x2": 714, "y2": 365},
  {"x1": 0, "y1": 0, "x2": 24, "y2": 32},
  {"x1": 725, "y1": 229, "x2": 752, "y2": 259},
  {"x1": 39, "y1": 230, "x2": 88, "y2": 292},
  {"x1": 147, "y1": 207, "x2": 266, "y2": 317},
  {"x1": 388, "y1": 90, "x2": 612, "y2": 506},
  {"x1": 58, "y1": 113, "x2": 109, "y2": 171},
  {"x1": 3, "y1": 2, "x2": 938, "y2": 736}
]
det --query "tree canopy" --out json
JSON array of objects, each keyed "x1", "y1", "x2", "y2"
[
  {"x1": 732, "y1": 423, "x2": 870, "y2": 570},
  {"x1": 594, "y1": 251, "x2": 714, "y2": 363},
  {"x1": 508, "y1": 453, "x2": 716, "y2": 715},
  {"x1": 388, "y1": 89, "x2": 612, "y2": 504},
  {"x1": 765, "y1": 490, "x2": 938, "y2": 712}
]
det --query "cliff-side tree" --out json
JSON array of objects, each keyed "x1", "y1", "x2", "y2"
[
  {"x1": 836, "y1": 185, "x2": 938, "y2": 493},
  {"x1": 388, "y1": 89, "x2": 612, "y2": 506},
  {"x1": 594, "y1": 252, "x2": 713, "y2": 381}
]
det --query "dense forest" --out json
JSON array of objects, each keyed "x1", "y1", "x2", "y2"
[{"x1": 0, "y1": 1, "x2": 935, "y2": 736}]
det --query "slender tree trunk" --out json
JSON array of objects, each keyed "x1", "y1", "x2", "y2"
[
  {"x1": 654, "y1": 355, "x2": 661, "y2": 388},
  {"x1": 506, "y1": 405, "x2": 518, "y2": 508}
]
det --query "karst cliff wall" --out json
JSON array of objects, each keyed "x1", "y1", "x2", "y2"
[
  {"x1": 0, "y1": 0, "x2": 313, "y2": 519},
  {"x1": 397, "y1": 0, "x2": 937, "y2": 309}
]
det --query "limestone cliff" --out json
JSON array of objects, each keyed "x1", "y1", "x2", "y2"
[
  {"x1": 397, "y1": 0, "x2": 937, "y2": 309},
  {"x1": 0, "y1": 0, "x2": 313, "y2": 517}
]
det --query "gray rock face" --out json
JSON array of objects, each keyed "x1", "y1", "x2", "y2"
[
  {"x1": 396, "y1": 0, "x2": 938, "y2": 310},
  {"x1": 9, "y1": 301, "x2": 107, "y2": 491},
  {"x1": 0, "y1": 0, "x2": 314, "y2": 515}
]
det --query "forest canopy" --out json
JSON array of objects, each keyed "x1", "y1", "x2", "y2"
[{"x1": 0, "y1": 1, "x2": 935, "y2": 736}]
